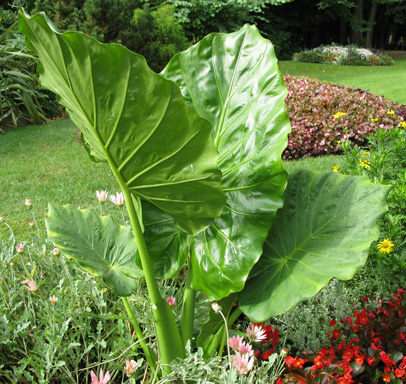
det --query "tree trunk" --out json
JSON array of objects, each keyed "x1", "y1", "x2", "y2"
[
  {"x1": 339, "y1": 16, "x2": 348, "y2": 45},
  {"x1": 365, "y1": 1, "x2": 378, "y2": 48},
  {"x1": 351, "y1": 0, "x2": 364, "y2": 45}
]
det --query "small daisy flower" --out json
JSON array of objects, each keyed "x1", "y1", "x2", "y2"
[
  {"x1": 229, "y1": 335, "x2": 244, "y2": 352},
  {"x1": 49, "y1": 295, "x2": 58, "y2": 305},
  {"x1": 21, "y1": 279, "x2": 39, "y2": 292},
  {"x1": 231, "y1": 352, "x2": 255, "y2": 375},
  {"x1": 124, "y1": 359, "x2": 138, "y2": 377},
  {"x1": 109, "y1": 192, "x2": 125, "y2": 206},
  {"x1": 51, "y1": 248, "x2": 60, "y2": 257},
  {"x1": 377, "y1": 238, "x2": 395, "y2": 254},
  {"x1": 96, "y1": 190, "x2": 108, "y2": 203},
  {"x1": 25, "y1": 199, "x2": 32, "y2": 208},
  {"x1": 246, "y1": 324, "x2": 267, "y2": 342},
  {"x1": 16, "y1": 244, "x2": 24, "y2": 254}
]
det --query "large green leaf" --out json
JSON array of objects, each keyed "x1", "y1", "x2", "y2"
[
  {"x1": 239, "y1": 170, "x2": 390, "y2": 322},
  {"x1": 158, "y1": 24, "x2": 291, "y2": 297},
  {"x1": 19, "y1": 10, "x2": 225, "y2": 236},
  {"x1": 46, "y1": 204, "x2": 143, "y2": 297}
]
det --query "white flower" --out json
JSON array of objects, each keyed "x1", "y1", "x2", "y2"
[
  {"x1": 96, "y1": 190, "x2": 108, "y2": 203},
  {"x1": 246, "y1": 324, "x2": 267, "y2": 342},
  {"x1": 231, "y1": 352, "x2": 255, "y2": 375},
  {"x1": 109, "y1": 192, "x2": 125, "y2": 206},
  {"x1": 49, "y1": 295, "x2": 58, "y2": 305}
]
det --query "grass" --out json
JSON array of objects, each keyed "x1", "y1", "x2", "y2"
[
  {"x1": 0, "y1": 119, "x2": 122, "y2": 241},
  {"x1": 0, "y1": 119, "x2": 347, "y2": 241},
  {"x1": 278, "y1": 57, "x2": 406, "y2": 105},
  {"x1": 2, "y1": 57, "x2": 401, "y2": 240}
]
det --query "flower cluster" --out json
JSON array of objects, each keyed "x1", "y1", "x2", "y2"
[
  {"x1": 277, "y1": 288, "x2": 406, "y2": 383},
  {"x1": 293, "y1": 44, "x2": 394, "y2": 66},
  {"x1": 228, "y1": 322, "x2": 280, "y2": 375},
  {"x1": 283, "y1": 75, "x2": 406, "y2": 159}
]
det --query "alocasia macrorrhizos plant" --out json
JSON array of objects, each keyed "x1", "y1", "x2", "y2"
[{"x1": 19, "y1": 9, "x2": 390, "y2": 377}]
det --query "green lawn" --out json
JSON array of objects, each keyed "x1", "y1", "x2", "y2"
[{"x1": 278, "y1": 57, "x2": 406, "y2": 105}]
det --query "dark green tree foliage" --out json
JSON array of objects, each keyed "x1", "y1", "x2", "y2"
[
  {"x1": 130, "y1": 4, "x2": 190, "y2": 72},
  {"x1": 28, "y1": 0, "x2": 189, "y2": 72}
]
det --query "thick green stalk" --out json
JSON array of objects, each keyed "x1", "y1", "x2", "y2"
[
  {"x1": 121, "y1": 185, "x2": 185, "y2": 372},
  {"x1": 101, "y1": 147, "x2": 185, "y2": 373},
  {"x1": 121, "y1": 297, "x2": 156, "y2": 372},
  {"x1": 180, "y1": 266, "x2": 196, "y2": 345}
]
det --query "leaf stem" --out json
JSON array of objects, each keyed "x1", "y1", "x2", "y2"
[
  {"x1": 121, "y1": 296, "x2": 156, "y2": 373},
  {"x1": 180, "y1": 265, "x2": 196, "y2": 345}
]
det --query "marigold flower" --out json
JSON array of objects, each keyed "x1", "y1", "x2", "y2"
[
  {"x1": 49, "y1": 295, "x2": 58, "y2": 305},
  {"x1": 333, "y1": 165, "x2": 339, "y2": 172},
  {"x1": 90, "y1": 369, "x2": 111, "y2": 384},
  {"x1": 165, "y1": 296, "x2": 176, "y2": 307},
  {"x1": 360, "y1": 159, "x2": 370, "y2": 168},
  {"x1": 96, "y1": 190, "x2": 108, "y2": 203},
  {"x1": 124, "y1": 359, "x2": 138, "y2": 377},
  {"x1": 386, "y1": 110, "x2": 395, "y2": 115},
  {"x1": 371, "y1": 118, "x2": 378, "y2": 122},
  {"x1": 109, "y1": 192, "x2": 125, "y2": 206},
  {"x1": 377, "y1": 238, "x2": 395, "y2": 254},
  {"x1": 400, "y1": 121, "x2": 406, "y2": 128},
  {"x1": 230, "y1": 352, "x2": 255, "y2": 375},
  {"x1": 246, "y1": 324, "x2": 267, "y2": 342},
  {"x1": 21, "y1": 279, "x2": 39, "y2": 292},
  {"x1": 16, "y1": 244, "x2": 24, "y2": 254}
]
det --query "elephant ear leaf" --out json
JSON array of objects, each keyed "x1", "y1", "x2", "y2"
[
  {"x1": 46, "y1": 204, "x2": 143, "y2": 297},
  {"x1": 18, "y1": 10, "x2": 225, "y2": 237},
  {"x1": 239, "y1": 170, "x2": 390, "y2": 322},
  {"x1": 160, "y1": 24, "x2": 291, "y2": 298}
]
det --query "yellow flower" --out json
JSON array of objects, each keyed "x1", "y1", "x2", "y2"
[
  {"x1": 333, "y1": 112, "x2": 346, "y2": 119},
  {"x1": 360, "y1": 159, "x2": 370, "y2": 168},
  {"x1": 387, "y1": 110, "x2": 395, "y2": 115},
  {"x1": 400, "y1": 121, "x2": 406, "y2": 129},
  {"x1": 362, "y1": 151, "x2": 370, "y2": 158},
  {"x1": 377, "y1": 238, "x2": 395, "y2": 254},
  {"x1": 371, "y1": 118, "x2": 378, "y2": 122},
  {"x1": 333, "y1": 165, "x2": 339, "y2": 172}
]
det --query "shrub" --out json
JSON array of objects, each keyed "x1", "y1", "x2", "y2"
[
  {"x1": 0, "y1": 27, "x2": 61, "y2": 129},
  {"x1": 293, "y1": 44, "x2": 394, "y2": 66},
  {"x1": 278, "y1": 288, "x2": 406, "y2": 384},
  {"x1": 283, "y1": 75, "x2": 406, "y2": 160},
  {"x1": 29, "y1": 0, "x2": 189, "y2": 72}
]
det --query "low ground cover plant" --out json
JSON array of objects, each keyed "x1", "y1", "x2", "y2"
[
  {"x1": 284, "y1": 75, "x2": 406, "y2": 160},
  {"x1": 293, "y1": 45, "x2": 394, "y2": 66}
]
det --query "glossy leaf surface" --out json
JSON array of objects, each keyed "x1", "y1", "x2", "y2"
[
  {"x1": 19, "y1": 10, "x2": 225, "y2": 236},
  {"x1": 46, "y1": 204, "x2": 143, "y2": 297},
  {"x1": 239, "y1": 170, "x2": 390, "y2": 322},
  {"x1": 160, "y1": 24, "x2": 291, "y2": 297}
]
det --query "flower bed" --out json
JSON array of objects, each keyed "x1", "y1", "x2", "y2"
[
  {"x1": 293, "y1": 44, "x2": 394, "y2": 66},
  {"x1": 283, "y1": 75, "x2": 406, "y2": 160}
]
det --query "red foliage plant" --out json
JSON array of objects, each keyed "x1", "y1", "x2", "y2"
[
  {"x1": 276, "y1": 288, "x2": 406, "y2": 384},
  {"x1": 283, "y1": 76, "x2": 406, "y2": 160}
]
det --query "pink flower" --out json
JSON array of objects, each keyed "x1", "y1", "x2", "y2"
[
  {"x1": 165, "y1": 296, "x2": 176, "y2": 307},
  {"x1": 16, "y1": 244, "x2": 24, "y2": 254},
  {"x1": 211, "y1": 302, "x2": 222, "y2": 314},
  {"x1": 124, "y1": 359, "x2": 138, "y2": 377},
  {"x1": 96, "y1": 190, "x2": 108, "y2": 203},
  {"x1": 229, "y1": 335, "x2": 244, "y2": 352},
  {"x1": 109, "y1": 192, "x2": 125, "y2": 206},
  {"x1": 239, "y1": 342, "x2": 254, "y2": 357},
  {"x1": 49, "y1": 295, "x2": 58, "y2": 305},
  {"x1": 231, "y1": 352, "x2": 255, "y2": 375},
  {"x1": 90, "y1": 369, "x2": 111, "y2": 384},
  {"x1": 246, "y1": 324, "x2": 267, "y2": 342},
  {"x1": 21, "y1": 279, "x2": 39, "y2": 292}
]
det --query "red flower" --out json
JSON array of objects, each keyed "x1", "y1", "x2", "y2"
[
  {"x1": 367, "y1": 356, "x2": 376, "y2": 365},
  {"x1": 395, "y1": 368, "x2": 405, "y2": 378},
  {"x1": 380, "y1": 351, "x2": 396, "y2": 366},
  {"x1": 329, "y1": 319, "x2": 337, "y2": 327},
  {"x1": 354, "y1": 356, "x2": 364, "y2": 366},
  {"x1": 382, "y1": 374, "x2": 391, "y2": 382}
]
